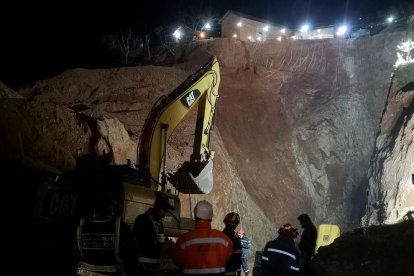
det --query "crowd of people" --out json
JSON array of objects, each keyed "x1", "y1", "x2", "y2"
[{"x1": 74, "y1": 192, "x2": 317, "y2": 276}]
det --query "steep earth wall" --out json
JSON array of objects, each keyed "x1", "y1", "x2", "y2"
[
  {"x1": 177, "y1": 33, "x2": 403, "y2": 230},
  {"x1": 363, "y1": 63, "x2": 414, "y2": 225}
]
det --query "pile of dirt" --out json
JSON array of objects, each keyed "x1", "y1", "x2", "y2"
[{"x1": 313, "y1": 220, "x2": 414, "y2": 276}]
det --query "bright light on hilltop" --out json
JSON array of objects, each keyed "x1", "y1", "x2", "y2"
[
  {"x1": 387, "y1": 16, "x2": 394, "y2": 23},
  {"x1": 300, "y1": 24, "x2": 309, "y2": 33},
  {"x1": 395, "y1": 39, "x2": 414, "y2": 67},
  {"x1": 336, "y1": 25, "x2": 348, "y2": 36},
  {"x1": 173, "y1": 28, "x2": 183, "y2": 41}
]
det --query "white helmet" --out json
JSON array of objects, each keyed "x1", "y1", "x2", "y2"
[{"x1": 194, "y1": 200, "x2": 213, "y2": 220}]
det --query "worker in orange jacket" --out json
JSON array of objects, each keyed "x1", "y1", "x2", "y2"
[{"x1": 170, "y1": 200, "x2": 233, "y2": 275}]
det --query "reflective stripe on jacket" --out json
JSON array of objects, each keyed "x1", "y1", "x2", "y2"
[
  {"x1": 134, "y1": 210, "x2": 164, "y2": 270},
  {"x1": 240, "y1": 235, "x2": 251, "y2": 258},
  {"x1": 261, "y1": 235, "x2": 300, "y2": 276},
  {"x1": 171, "y1": 220, "x2": 233, "y2": 275}
]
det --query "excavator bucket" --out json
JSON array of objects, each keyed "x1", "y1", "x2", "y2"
[{"x1": 168, "y1": 160, "x2": 213, "y2": 194}]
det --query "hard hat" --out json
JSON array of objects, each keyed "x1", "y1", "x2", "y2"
[
  {"x1": 237, "y1": 228, "x2": 245, "y2": 236},
  {"x1": 224, "y1": 212, "x2": 240, "y2": 226},
  {"x1": 278, "y1": 223, "x2": 299, "y2": 239},
  {"x1": 194, "y1": 200, "x2": 213, "y2": 220}
]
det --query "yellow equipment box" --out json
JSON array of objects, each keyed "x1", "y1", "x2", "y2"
[{"x1": 315, "y1": 224, "x2": 340, "y2": 253}]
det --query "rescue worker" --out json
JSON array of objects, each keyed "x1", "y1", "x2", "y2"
[
  {"x1": 133, "y1": 193, "x2": 175, "y2": 275},
  {"x1": 261, "y1": 223, "x2": 300, "y2": 276},
  {"x1": 170, "y1": 200, "x2": 233, "y2": 275},
  {"x1": 75, "y1": 192, "x2": 136, "y2": 276},
  {"x1": 297, "y1": 214, "x2": 317, "y2": 276},
  {"x1": 237, "y1": 228, "x2": 252, "y2": 276},
  {"x1": 223, "y1": 212, "x2": 243, "y2": 275}
]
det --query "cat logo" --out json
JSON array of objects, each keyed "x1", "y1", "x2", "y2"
[
  {"x1": 47, "y1": 192, "x2": 80, "y2": 217},
  {"x1": 180, "y1": 89, "x2": 201, "y2": 109}
]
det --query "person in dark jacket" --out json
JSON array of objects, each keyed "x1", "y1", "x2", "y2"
[
  {"x1": 133, "y1": 193, "x2": 175, "y2": 275},
  {"x1": 261, "y1": 224, "x2": 300, "y2": 276},
  {"x1": 237, "y1": 228, "x2": 252, "y2": 276},
  {"x1": 223, "y1": 212, "x2": 242, "y2": 275},
  {"x1": 75, "y1": 192, "x2": 137, "y2": 276},
  {"x1": 297, "y1": 214, "x2": 317, "y2": 275}
]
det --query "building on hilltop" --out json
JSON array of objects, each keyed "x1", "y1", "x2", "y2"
[
  {"x1": 219, "y1": 10, "x2": 291, "y2": 42},
  {"x1": 293, "y1": 26, "x2": 335, "y2": 40}
]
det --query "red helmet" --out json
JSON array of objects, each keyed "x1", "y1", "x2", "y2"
[
  {"x1": 237, "y1": 228, "x2": 245, "y2": 236},
  {"x1": 224, "y1": 212, "x2": 240, "y2": 226},
  {"x1": 278, "y1": 223, "x2": 299, "y2": 239}
]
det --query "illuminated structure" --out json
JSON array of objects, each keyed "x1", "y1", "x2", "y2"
[
  {"x1": 294, "y1": 25, "x2": 335, "y2": 40},
  {"x1": 395, "y1": 39, "x2": 414, "y2": 67},
  {"x1": 219, "y1": 10, "x2": 290, "y2": 42}
]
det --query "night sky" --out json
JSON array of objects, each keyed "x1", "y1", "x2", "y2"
[{"x1": 0, "y1": 0, "x2": 410, "y2": 88}]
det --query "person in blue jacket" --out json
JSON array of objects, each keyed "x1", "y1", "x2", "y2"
[
  {"x1": 261, "y1": 223, "x2": 300, "y2": 276},
  {"x1": 237, "y1": 228, "x2": 252, "y2": 276}
]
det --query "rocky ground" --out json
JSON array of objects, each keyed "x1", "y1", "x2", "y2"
[{"x1": 313, "y1": 220, "x2": 414, "y2": 276}]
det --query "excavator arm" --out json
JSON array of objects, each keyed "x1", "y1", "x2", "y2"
[{"x1": 137, "y1": 56, "x2": 220, "y2": 194}]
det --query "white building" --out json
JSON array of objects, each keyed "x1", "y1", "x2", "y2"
[
  {"x1": 294, "y1": 26, "x2": 335, "y2": 40},
  {"x1": 219, "y1": 10, "x2": 291, "y2": 42}
]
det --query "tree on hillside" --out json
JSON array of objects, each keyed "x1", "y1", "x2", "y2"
[
  {"x1": 177, "y1": 8, "x2": 220, "y2": 40},
  {"x1": 104, "y1": 29, "x2": 142, "y2": 65}
]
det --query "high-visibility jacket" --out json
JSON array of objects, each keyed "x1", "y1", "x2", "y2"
[
  {"x1": 171, "y1": 220, "x2": 233, "y2": 275},
  {"x1": 261, "y1": 235, "x2": 300, "y2": 276},
  {"x1": 76, "y1": 216, "x2": 124, "y2": 275}
]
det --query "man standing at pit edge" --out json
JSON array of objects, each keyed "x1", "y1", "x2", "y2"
[
  {"x1": 171, "y1": 200, "x2": 233, "y2": 275},
  {"x1": 297, "y1": 214, "x2": 317, "y2": 276},
  {"x1": 237, "y1": 228, "x2": 252, "y2": 276},
  {"x1": 133, "y1": 194, "x2": 175, "y2": 275},
  {"x1": 261, "y1": 223, "x2": 300, "y2": 276},
  {"x1": 223, "y1": 212, "x2": 243, "y2": 275}
]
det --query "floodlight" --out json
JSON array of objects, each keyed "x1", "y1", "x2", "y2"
[
  {"x1": 336, "y1": 25, "x2": 348, "y2": 36},
  {"x1": 173, "y1": 28, "x2": 183, "y2": 40},
  {"x1": 300, "y1": 24, "x2": 309, "y2": 33}
]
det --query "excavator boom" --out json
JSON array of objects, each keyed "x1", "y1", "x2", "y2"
[{"x1": 137, "y1": 56, "x2": 220, "y2": 194}]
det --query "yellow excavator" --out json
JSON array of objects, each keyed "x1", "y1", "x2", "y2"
[{"x1": 32, "y1": 56, "x2": 220, "y2": 272}]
